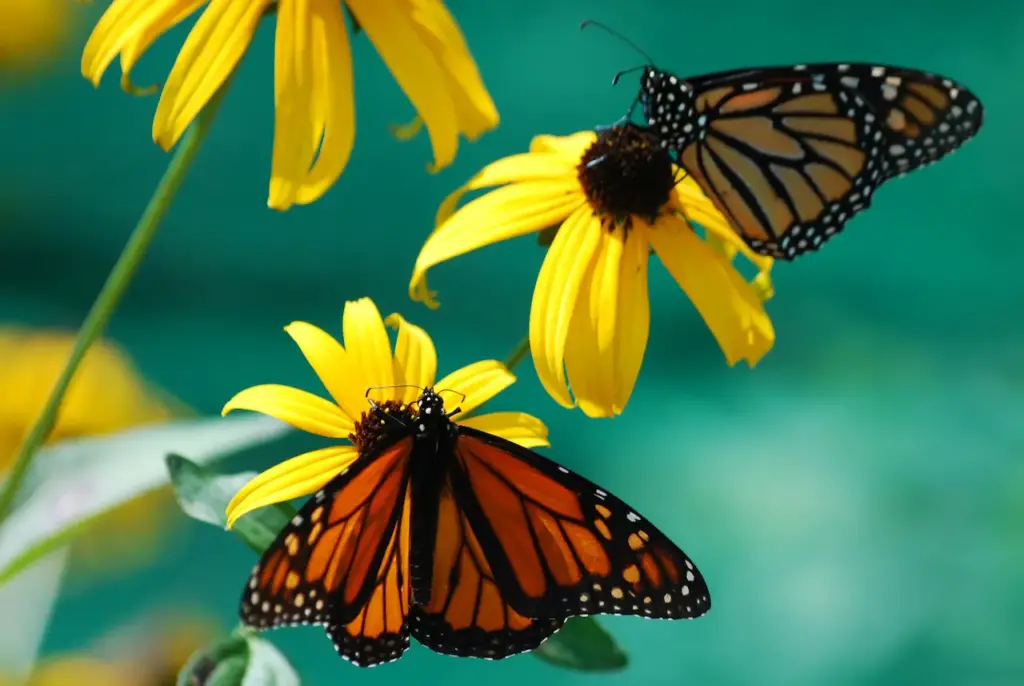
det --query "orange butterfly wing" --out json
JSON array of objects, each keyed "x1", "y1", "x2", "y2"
[
  {"x1": 423, "y1": 428, "x2": 709, "y2": 632},
  {"x1": 410, "y1": 488, "x2": 564, "y2": 659},
  {"x1": 644, "y1": 63, "x2": 982, "y2": 259},
  {"x1": 240, "y1": 437, "x2": 414, "y2": 666}
]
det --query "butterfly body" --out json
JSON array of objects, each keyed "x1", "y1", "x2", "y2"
[
  {"x1": 239, "y1": 389, "x2": 710, "y2": 667},
  {"x1": 636, "y1": 62, "x2": 983, "y2": 259}
]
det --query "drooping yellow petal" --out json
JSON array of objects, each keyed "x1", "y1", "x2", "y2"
[
  {"x1": 292, "y1": 0, "x2": 355, "y2": 205},
  {"x1": 151, "y1": 0, "x2": 270, "y2": 150},
  {"x1": 434, "y1": 360, "x2": 515, "y2": 417},
  {"x1": 222, "y1": 383, "x2": 354, "y2": 437},
  {"x1": 649, "y1": 215, "x2": 775, "y2": 366},
  {"x1": 225, "y1": 445, "x2": 358, "y2": 527},
  {"x1": 530, "y1": 131, "x2": 597, "y2": 158},
  {"x1": 564, "y1": 224, "x2": 650, "y2": 417},
  {"x1": 457, "y1": 412, "x2": 549, "y2": 449},
  {"x1": 342, "y1": 298, "x2": 396, "y2": 403},
  {"x1": 385, "y1": 312, "x2": 437, "y2": 404},
  {"x1": 267, "y1": 0, "x2": 319, "y2": 209},
  {"x1": 283, "y1": 321, "x2": 362, "y2": 423},
  {"x1": 117, "y1": 0, "x2": 207, "y2": 95},
  {"x1": 269, "y1": 0, "x2": 356, "y2": 209},
  {"x1": 347, "y1": 0, "x2": 457, "y2": 171},
  {"x1": 406, "y1": 0, "x2": 498, "y2": 141},
  {"x1": 82, "y1": 0, "x2": 204, "y2": 86},
  {"x1": 613, "y1": 225, "x2": 652, "y2": 411},
  {"x1": 411, "y1": 179, "x2": 584, "y2": 308},
  {"x1": 530, "y1": 206, "x2": 604, "y2": 409}
]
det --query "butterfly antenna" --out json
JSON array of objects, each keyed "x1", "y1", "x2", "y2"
[
  {"x1": 364, "y1": 384, "x2": 424, "y2": 401},
  {"x1": 579, "y1": 20, "x2": 655, "y2": 65}
]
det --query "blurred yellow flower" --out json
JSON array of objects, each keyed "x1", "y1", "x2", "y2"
[
  {"x1": 222, "y1": 297, "x2": 548, "y2": 526},
  {"x1": 0, "y1": 0, "x2": 72, "y2": 75},
  {"x1": 80, "y1": 0, "x2": 498, "y2": 210},
  {"x1": 409, "y1": 126, "x2": 776, "y2": 418},
  {"x1": 0, "y1": 328, "x2": 182, "y2": 573},
  {"x1": 0, "y1": 610, "x2": 219, "y2": 686}
]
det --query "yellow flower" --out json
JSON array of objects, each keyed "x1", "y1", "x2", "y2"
[
  {"x1": 0, "y1": 328, "x2": 183, "y2": 573},
  {"x1": 409, "y1": 126, "x2": 776, "y2": 418},
  {"x1": 0, "y1": 0, "x2": 72, "y2": 76},
  {"x1": 222, "y1": 297, "x2": 548, "y2": 526},
  {"x1": 80, "y1": 0, "x2": 498, "y2": 211}
]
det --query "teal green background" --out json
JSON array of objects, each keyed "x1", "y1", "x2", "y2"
[{"x1": 2, "y1": 0, "x2": 1022, "y2": 684}]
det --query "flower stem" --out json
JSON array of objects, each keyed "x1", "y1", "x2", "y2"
[
  {"x1": 503, "y1": 335, "x2": 530, "y2": 372},
  {"x1": 0, "y1": 86, "x2": 229, "y2": 524}
]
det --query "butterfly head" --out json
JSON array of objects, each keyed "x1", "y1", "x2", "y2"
[
  {"x1": 414, "y1": 387, "x2": 451, "y2": 427},
  {"x1": 639, "y1": 68, "x2": 694, "y2": 131}
]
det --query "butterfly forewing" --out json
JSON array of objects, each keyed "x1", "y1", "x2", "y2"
[
  {"x1": 240, "y1": 436, "x2": 414, "y2": 665},
  {"x1": 642, "y1": 62, "x2": 983, "y2": 259},
  {"x1": 446, "y1": 427, "x2": 711, "y2": 622}
]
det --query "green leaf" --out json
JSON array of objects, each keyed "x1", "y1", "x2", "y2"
[
  {"x1": 166, "y1": 455, "x2": 294, "y2": 554},
  {"x1": 0, "y1": 415, "x2": 290, "y2": 586},
  {"x1": 243, "y1": 636, "x2": 300, "y2": 686},
  {"x1": 534, "y1": 617, "x2": 628, "y2": 672},
  {"x1": 177, "y1": 634, "x2": 249, "y2": 686}
]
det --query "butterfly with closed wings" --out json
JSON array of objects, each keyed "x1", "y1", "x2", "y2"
[
  {"x1": 239, "y1": 388, "x2": 710, "y2": 667},
  {"x1": 583, "y1": 22, "x2": 984, "y2": 260}
]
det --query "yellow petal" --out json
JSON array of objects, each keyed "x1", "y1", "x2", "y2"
[
  {"x1": 613, "y1": 225, "x2": 652, "y2": 411},
  {"x1": 406, "y1": 0, "x2": 498, "y2": 141},
  {"x1": 117, "y1": 0, "x2": 207, "y2": 95},
  {"x1": 225, "y1": 445, "x2": 358, "y2": 527},
  {"x1": 529, "y1": 206, "x2": 604, "y2": 409},
  {"x1": 347, "y1": 0, "x2": 457, "y2": 171},
  {"x1": 458, "y1": 412, "x2": 549, "y2": 449},
  {"x1": 385, "y1": 312, "x2": 437, "y2": 404},
  {"x1": 434, "y1": 360, "x2": 515, "y2": 417},
  {"x1": 283, "y1": 321, "x2": 362, "y2": 423},
  {"x1": 270, "y1": 0, "x2": 356, "y2": 209},
  {"x1": 222, "y1": 383, "x2": 354, "y2": 437},
  {"x1": 151, "y1": 0, "x2": 269, "y2": 150},
  {"x1": 434, "y1": 152, "x2": 579, "y2": 228},
  {"x1": 564, "y1": 224, "x2": 650, "y2": 417},
  {"x1": 649, "y1": 215, "x2": 775, "y2": 366},
  {"x1": 410, "y1": 179, "x2": 583, "y2": 308},
  {"x1": 342, "y1": 298, "x2": 396, "y2": 404},
  {"x1": 530, "y1": 131, "x2": 597, "y2": 158}
]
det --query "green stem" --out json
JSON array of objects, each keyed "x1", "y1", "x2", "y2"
[
  {"x1": 0, "y1": 86, "x2": 229, "y2": 523},
  {"x1": 503, "y1": 335, "x2": 530, "y2": 372}
]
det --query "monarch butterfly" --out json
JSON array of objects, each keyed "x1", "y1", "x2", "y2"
[
  {"x1": 239, "y1": 388, "x2": 710, "y2": 667},
  {"x1": 582, "y1": 20, "x2": 984, "y2": 260}
]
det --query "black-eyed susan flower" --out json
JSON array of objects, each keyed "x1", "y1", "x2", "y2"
[
  {"x1": 80, "y1": 0, "x2": 498, "y2": 211},
  {"x1": 222, "y1": 297, "x2": 547, "y2": 526},
  {"x1": 410, "y1": 125, "x2": 776, "y2": 418}
]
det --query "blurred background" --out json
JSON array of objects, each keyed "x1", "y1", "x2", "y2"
[{"x1": 1, "y1": 0, "x2": 1021, "y2": 683}]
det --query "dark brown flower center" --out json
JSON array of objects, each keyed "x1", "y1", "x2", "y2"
[
  {"x1": 349, "y1": 399, "x2": 414, "y2": 452},
  {"x1": 577, "y1": 123, "x2": 676, "y2": 229}
]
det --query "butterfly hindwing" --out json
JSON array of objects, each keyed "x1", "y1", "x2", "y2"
[
  {"x1": 446, "y1": 427, "x2": 710, "y2": 622},
  {"x1": 641, "y1": 62, "x2": 982, "y2": 259},
  {"x1": 240, "y1": 435, "x2": 414, "y2": 666},
  {"x1": 409, "y1": 487, "x2": 564, "y2": 660}
]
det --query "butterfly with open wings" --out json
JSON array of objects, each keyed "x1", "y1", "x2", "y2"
[{"x1": 238, "y1": 388, "x2": 710, "y2": 667}]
